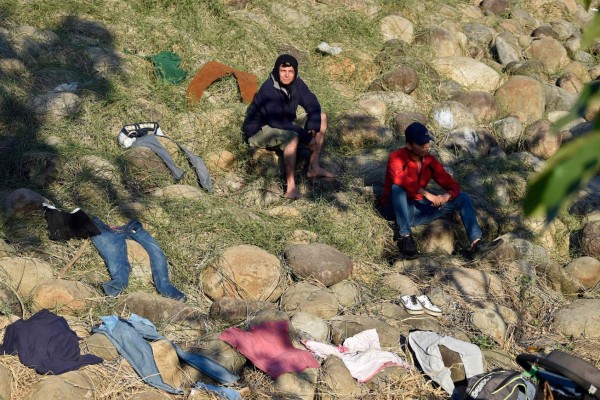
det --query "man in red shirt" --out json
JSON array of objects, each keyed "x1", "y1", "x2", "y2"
[{"x1": 381, "y1": 122, "x2": 502, "y2": 259}]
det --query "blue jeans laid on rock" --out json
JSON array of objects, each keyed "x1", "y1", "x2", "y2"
[
  {"x1": 91, "y1": 217, "x2": 186, "y2": 300},
  {"x1": 389, "y1": 184, "x2": 482, "y2": 244},
  {"x1": 93, "y1": 314, "x2": 239, "y2": 394}
]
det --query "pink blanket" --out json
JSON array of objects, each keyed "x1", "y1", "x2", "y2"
[{"x1": 219, "y1": 320, "x2": 319, "y2": 379}]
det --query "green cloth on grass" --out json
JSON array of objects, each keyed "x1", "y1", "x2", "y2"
[{"x1": 148, "y1": 51, "x2": 187, "y2": 84}]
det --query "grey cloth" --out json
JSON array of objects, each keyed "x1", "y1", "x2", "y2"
[
  {"x1": 132, "y1": 135, "x2": 212, "y2": 191},
  {"x1": 408, "y1": 331, "x2": 484, "y2": 395}
]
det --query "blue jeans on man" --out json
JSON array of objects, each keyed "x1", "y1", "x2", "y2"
[
  {"x1": 389, "y1": 184, "x2": 482, "y2": 244},
  {"x1": 91, "y1": 217, "x2": 186, "y2": 300}
]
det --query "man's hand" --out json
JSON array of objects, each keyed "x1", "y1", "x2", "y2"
[{"x1": 423, "y1": 192, "x2": 452, "y2": 207}]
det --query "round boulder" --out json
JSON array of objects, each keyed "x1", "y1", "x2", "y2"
[
  {"x1": 25, "y1": 371, "x2": 94, "y2": 400},
  {"x1": 290, "y1": 311, "x2": 330, "y2": 342},
  {"x1": 563, "y1": 256, "x2": 600, "y2": 289},
  {"x1": 495, "y1": 75, "x2": 545, "y2": 124},
  {"x1": 380, "y1": 14, "x2": 413, "y2": 44},
  {"x1": 581, "y1": 220, "x2": 600, "y2": 258},
  {"x1": 0, "y1": 257, "x2": 53, "y2": 297},
  {"x1": 523, "y1": 119, "x2": 562, "y2": 159},
  {"x1": 525, "y1": 37, "x2": 570, "y2": 74},
  {"x1": 30, "y1": 279, "x2": 97, "y2": 315},
  {"x1": 202, "y1": 244, "x2": 284, "y2": 302},
  {"x1": 552, "y1": 299, "x2": 600, "y2": 338},
  {"x1": 368, "y1": 66, "x2": 418, "y2": 94},
  {"x1": 431, "y1": 56, "x2": 502, "y2": 92},
  {"x1": 449, "y1": 91, "x2": 500, "y2": 124},
  {"x1": 281, "y1": 282, "x2": 339, "y2": 319},
  {"x1": 285, "y1": 243, "x2": 353, "y2": 287}
]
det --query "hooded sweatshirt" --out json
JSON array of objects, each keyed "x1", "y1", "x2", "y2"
[{"x1": 242, "y1": 54, "x2": 321, "y2": 143}]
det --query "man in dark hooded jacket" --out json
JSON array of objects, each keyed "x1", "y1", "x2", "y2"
[{"x1": 242, "y1": 54, "x2": 336, "y2": 199}]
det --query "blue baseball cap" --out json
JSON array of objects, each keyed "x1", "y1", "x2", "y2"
[{"x1": 405, "y1": 122, "x2": 434, "y2": 145}]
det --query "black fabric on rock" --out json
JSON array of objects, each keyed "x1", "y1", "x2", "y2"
[
  {"x1": 43, "y1": 203, "x2": 101, "y2": 241},
  {"x1": 0, "y1": 309, "x2": 103, "y2": 374}
]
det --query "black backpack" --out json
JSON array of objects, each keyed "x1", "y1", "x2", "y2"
[{"x1": 457, "y1": 369, "x2": 536, "y2": 400}]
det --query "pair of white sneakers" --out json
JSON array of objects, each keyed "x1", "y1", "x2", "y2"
[{"x1": 400, "y1": 294, "x2": 442, "y2": 317}]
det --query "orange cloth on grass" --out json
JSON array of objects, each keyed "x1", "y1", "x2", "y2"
[{"x1": 186, "y1": 60, "x2": 258, "y2": 104}]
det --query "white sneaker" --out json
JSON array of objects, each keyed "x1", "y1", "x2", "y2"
[
  {"x1": 416, "y1": 295, "x2": 442, "y2": 317},
  {"x1": 401, "y1": 295, "x2": 424, "y2": 315}
]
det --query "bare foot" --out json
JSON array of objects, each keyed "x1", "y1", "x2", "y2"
[
  {"x1": 307, "y1": 167, "x2": 337, "y2": 179},
  {"x1": 284, "y1": 187, "x2": 301, "y2": 199}
]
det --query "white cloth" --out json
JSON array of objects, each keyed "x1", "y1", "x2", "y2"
[
  {"x1": 408, "y1": 331, "x2": 484, "y2": 395},
  {"x1": 303, "y1": 329, "x2": 412, "y2": 382}
]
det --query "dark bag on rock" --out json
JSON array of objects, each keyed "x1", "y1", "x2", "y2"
[{"x1": 458, "y1": 369, "x2": 536, "y2": 400}]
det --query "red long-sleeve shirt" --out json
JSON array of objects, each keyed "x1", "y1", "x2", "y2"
[{"x1": 381, "y1": 147, "x2": 460, "y2": 206}]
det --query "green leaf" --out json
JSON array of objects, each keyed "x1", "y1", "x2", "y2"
[
  {"x1": 583, "y1": 13, "x2": 600, "y2": 48},
  {"x1": 524, "y1": 130, "x2": 600, "y2": 222},
  {"x1": 553, "y1": 81, "x2": 600, "y2": 132}
]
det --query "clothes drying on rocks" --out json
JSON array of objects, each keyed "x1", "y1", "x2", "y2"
[
  {"x1": 0, "y1": 309, "x2": 102, "y2": 374},
  {"x1": 218, "y1": 320, "x2": 320, "y2": 379},
  {"x1": 303, "y1": 328, "x2": 412, "y2": 382},
  {"x1": 186, "y1": 60, "x2": 258, "y2": 104},
  {"x1": 408, "y1": 330, "x2": 484, "y2": 395},
  {"x1": 90, "y1": 216, "x2": 186, "y2": 300},
  {"x1": 117, "y1": 122, "x2": 212, "y2": 191},
  {"x1": 42, "y1": 203, "x2": 101, "y2": 241},
  {"x1": 93, "y1": 314, "x2": 239, "y2": 395}
]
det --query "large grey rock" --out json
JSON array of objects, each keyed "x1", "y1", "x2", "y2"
[
  {"x1": 329, "y1": 280, "x2": 359, "y2": 308},
  {"x1": 285, "y1": 243, "x2": 353, "y2": 287},
  {"x1": 209, "y1": 296, "x2": 277, "y2": 323},
  {"x1": 443, "y1": 267, "x2": 504, "y2": 300},
  {"x1": 86, "y1": 333, "x2": 119, "y2": 361},
  {"x1": 450, "y1": 91, "x2": 500, "y2": 124},
  {"x1": 29, "y1": 92, "x2": 81, "y2": 122},
  {"x1": 194, "y1": 332, "x2": 247, "y2": 375},
  {"x1": 380, "y1": 14, "x2": 414, "y2": 43},
  {"x1": 30, "y1": 279, "x2": 97, "y2": 315},
  {"x1": 471, "y1": 308, "x2": 508, "y2": 345},
  {"x1": 543, "y1": 84, "x2": 579, "y2": 113},
  {"x1": 431, "y1": 57, "x2": 502, "y2": 92},
  {"x1": 118, "y1": 292, "x2": 209, "y2": 330},
  {"x1": 368, "y1": 66, "x2": 419, "y2": 94},
  {"x1": 415, "y1": 27, "x2": 462, "y2": 58},
  {"x1": 552, "y1": 299, "x2": 600, "y2": 338},
  {"x1": 202, "y1": 244, "x2": 284, "y2": 302},
  {"x1": 524, "y1": 119, "x2": 562, "y2": 159},
  {"x1": 338, "y1": 110, "x2": 394, "y2": 147},
  {"x1": 281, "y1": 282, "x2": 339, "y2": 319},
  {"x1": 381, "y1": 273, "x2": 419, "y2": 297},
  {"x1": 581, "y1": 220, "x2": 600, "y2": 258},
  {"x1": 495, "y1": 75, "x2": 545, "y2": 124},
  {"x1": 492, "y1": 117, "x2": 523, "y2": 147},
  {"x1": 563, "y1": 257, "x2": 600, "y2": 289},
  {"x1": 0, "y1": 257, "x2": 53, "y2": 297},
  {"x1": 329, "y1": 315, "x2": 401, "y2": 347},
  {"x1": 274, "y1": 368, "x2": 318, "y2": 400},
  {"x1": 494, "y1": 32, "x2": 521, "y2": 65},
  {"x1": 525, "y1": 37, "x2": 570, "y2": 74},
  {"x1": 290, "y1": 312, "x2": 330, "y2": 342},
  {"x1": 25, "y1": 371, "x2": 94, "y2": 400},
  {"x1": 0, "y1": 362, "x2": 10, "y2": 400},
  {"x1": 319, "y1": 357, "x2": 364, "y2": 399},
  {"x1": 431, "y1": 101, "x2": 477, "y2": 131},
  {"x1": 0, "y1": 281, "x2": 23, "y2": 316},
  {"x1": 421, "y1": 219, "x2": 455, "y2": 255}
]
